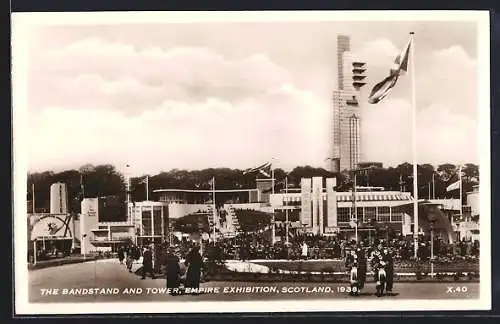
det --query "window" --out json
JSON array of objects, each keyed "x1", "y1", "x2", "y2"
[
  {"x1": 390, "y1": 206, "x2": 403, "y2": 222},
  {"x1": 356, "y1": 207, "x2": 364, "y2": 220},
  {"x1": 365, "y1": 207, "x2": 376, "y2": 223},
  {"x1": 141, "y1": 210, "x2": 152, "y2": 236},
  {"x1": 376, "y1": 206, "x2": 390, "y2": 222},
  {"x1": 391, "y1": 213, "x2": 402, "y2": 222},
  {"x1": 153, "y1": 207, "x2": 162, "y2": 237},
  {"x1": 338, "y1": 207, "x2": 350, "y2": 222}
]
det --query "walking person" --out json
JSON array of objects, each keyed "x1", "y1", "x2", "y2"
[
  {"x1": 184, "y1": 245, "x2": 204, "y2": 293},
  {"x1": 165, "y1": 246, "x2": 182, "y2": 296},
  {"x1": 141, "y1": 246, "x2": 155, "y2": 279},
  {"x1": 117, "y1": 246, "x2": 125, "y2": 264},
  {"x1": 126, "y1": 245, "x2": 135, "y2": 272}
]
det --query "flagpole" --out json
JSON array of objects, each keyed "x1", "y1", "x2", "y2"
[
  {"x1": 353, "y1": 170, "x2": 358, "y2": 244},
  {"x1": 285, "y1": 175, "x2": 289, "y2": 245},
  {"x1": 146, "y1": 175, "x2": 149, "y2": 201},
  {"x1": 212, "y1": 177, "x2": 216, "y2": 243},
  {"x1": 32, "y1": 183, "x2": 35, "y2": 214},
  {"x1": 125, "y1": 165, "x2": 131, "y2": 223},
  {"x1": 432, "y1": 172, "x2": 435, "y2": 199},
  {"x1": 271, "y1": 158, "x2": 274, "y2": 195},
  {"x1": 410, "y1": 32, "x2": 419, "y2": 259},
  {"x1": 271, "y1": 159, "x2": 275, "y2": 244},
  {"x1": 459, "y1": 165, "x2": 463, "y2": 217},
  {"x1": 80, "y1": 172, "x2": 85, "y2": 199}
]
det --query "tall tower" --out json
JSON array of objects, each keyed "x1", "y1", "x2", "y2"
[
  {"x1": 336, "y1": 35, "x2": 350, "y2": 90},
  {"x1": 329, "y1": 35, "x2": 367, "y2": 173}
]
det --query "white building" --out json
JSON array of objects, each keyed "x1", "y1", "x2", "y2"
[
  {"x1": 270, "y1": 177, "x2": 456, "y2": 243},
  {"x1": 451, "y1": 185, "x2": 480, "y2": 242},
  {"x1": 49, "y1": 182, "x2": 68, "y2": 215},
  {"x1": 79, "y1": 198, "x2": 134, "y2": 254}
]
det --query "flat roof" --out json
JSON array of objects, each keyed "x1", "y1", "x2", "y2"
[{"x1": 153, "y1": 188, "x2": 259, "y2": 193}]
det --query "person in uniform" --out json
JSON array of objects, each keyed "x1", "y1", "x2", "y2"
[
  {"x1": 356, "y1": 246, "x2": 367, "y2": 291},
  {"x1": 369, "y1": 243, "x2": 384, "y2": 283},
  {"x1": 382, "y1": 247, "x2": 394, "y2": 293},
  {"x1": 184, "y1": 245, "x2": 204, "y2": 293}
]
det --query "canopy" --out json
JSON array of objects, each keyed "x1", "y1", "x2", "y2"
[{"x1": 396, "y1": 200, "x2": 455, "y2": 243}]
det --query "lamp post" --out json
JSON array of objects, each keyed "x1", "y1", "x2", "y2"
[
  {"x1": 350, "y1": 166, "x2": 375, "y2": 244},
  {"x1": 429, "y1": 211, "x2": 437, "y2": 277}
]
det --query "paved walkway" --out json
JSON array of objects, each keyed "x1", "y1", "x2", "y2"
[{"x1": 28, "y1": 259, "x2": 479, "y2": 303}]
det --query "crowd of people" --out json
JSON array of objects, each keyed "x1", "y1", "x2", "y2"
[
  {"x1": 193, "y1": 232, "x2": 480, "y2": 264},
  {"x1": 112, "y1": 231, "x2": 478, "y2": 295}
]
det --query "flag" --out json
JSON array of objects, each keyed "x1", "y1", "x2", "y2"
[
  {"x1": 446, "y1": 179, "x2": 461, "y2": 192},
  {"x1": 243, "y1": 162, "x2": 272, "y2": 177},
  {"x1": 138, "y1": 176, "x2": 148, "y2": 184},
  {"x1": 368, "y1": 37, "x2": 411, "y2": 104}
]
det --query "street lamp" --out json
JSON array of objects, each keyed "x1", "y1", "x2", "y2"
[
  {"x1": 350, "y1": 166, "x2": 375, "y2": 244},
  {"x1": 428, "y1": 211, "x2": 438, "y2": 277}
]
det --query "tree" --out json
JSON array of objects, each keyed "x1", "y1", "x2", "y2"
[
  {"x1": 462, "y1": 164, "x2": 479, "y2": 183},
  {"x1": 437, "y1": 163, "x2": 457, "y2": 182}
]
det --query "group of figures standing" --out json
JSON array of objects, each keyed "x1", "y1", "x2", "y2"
[
  {"x1": 344, "y1": 243, "x2": 394, "y2": 296},
  {"x1": 117, "y1": 244, "x2": 204, "y2": 295}
]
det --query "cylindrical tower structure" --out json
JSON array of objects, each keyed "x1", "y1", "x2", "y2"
[{"x1": 50, "y1": 182, "x2": 68, "y2": 214}]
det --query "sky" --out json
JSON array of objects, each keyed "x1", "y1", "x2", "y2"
[{"x1": 20, "y1": 16, "x2": 481, "y2": 175}]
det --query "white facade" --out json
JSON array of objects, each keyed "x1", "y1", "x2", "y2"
[
  {"x1": 80, "y1": 198, "x2": 99, "y2": 254},
  {"x1": 467, "y1": 185, "x2": 479, "y2": 217},
  {"x1": 50, "y1": 182, "x2": 68, "y2": 215},
  {"x1": 271, "y1": 177, "x2": 429, "y2": 236},
  {"x1": 79, "y1": 198, "x2": 134, "y2": 254},
  {"x1": 312, "y1": 177, "x2": 324, "y2": 234}
]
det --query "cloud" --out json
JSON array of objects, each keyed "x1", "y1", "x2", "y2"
[
  {"x1": 361, "y1": 99, "x2": 477, "y2": 167},
  {"x1": 419, "y1": 45, "x2": 477, "y2": 117},
  {"x1": 30, "y1": 39, "x2": 292, "y2": 114},
  {"x1": 25, "y1": 32, "x2": 479, "y2": 172},
  {"x1": 352, "y1": 38, "x2": 400, "y2": 68},
  {"x1": 27, "y1": 84, "x2": 330, "y2": 174}
]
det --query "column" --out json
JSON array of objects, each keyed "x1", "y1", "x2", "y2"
[
  {"x1": 312, "y1": 177, "x2": 323, "y2": 235},
  {"x1": 300, "y1": 178, "x2": 312, "y2": 228},
  {"x1": 140, "y1": 206, "x2": 143, "y2": 237},
  {"x1": 326, "y1": 178, "x2": 337, "y2": 228},
  {"x1": 161, "y1": 207, "x2": 165, "y2": 242},
  {"x1": 151, "y1": 208, "x2": 155, "y2": 238}
]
